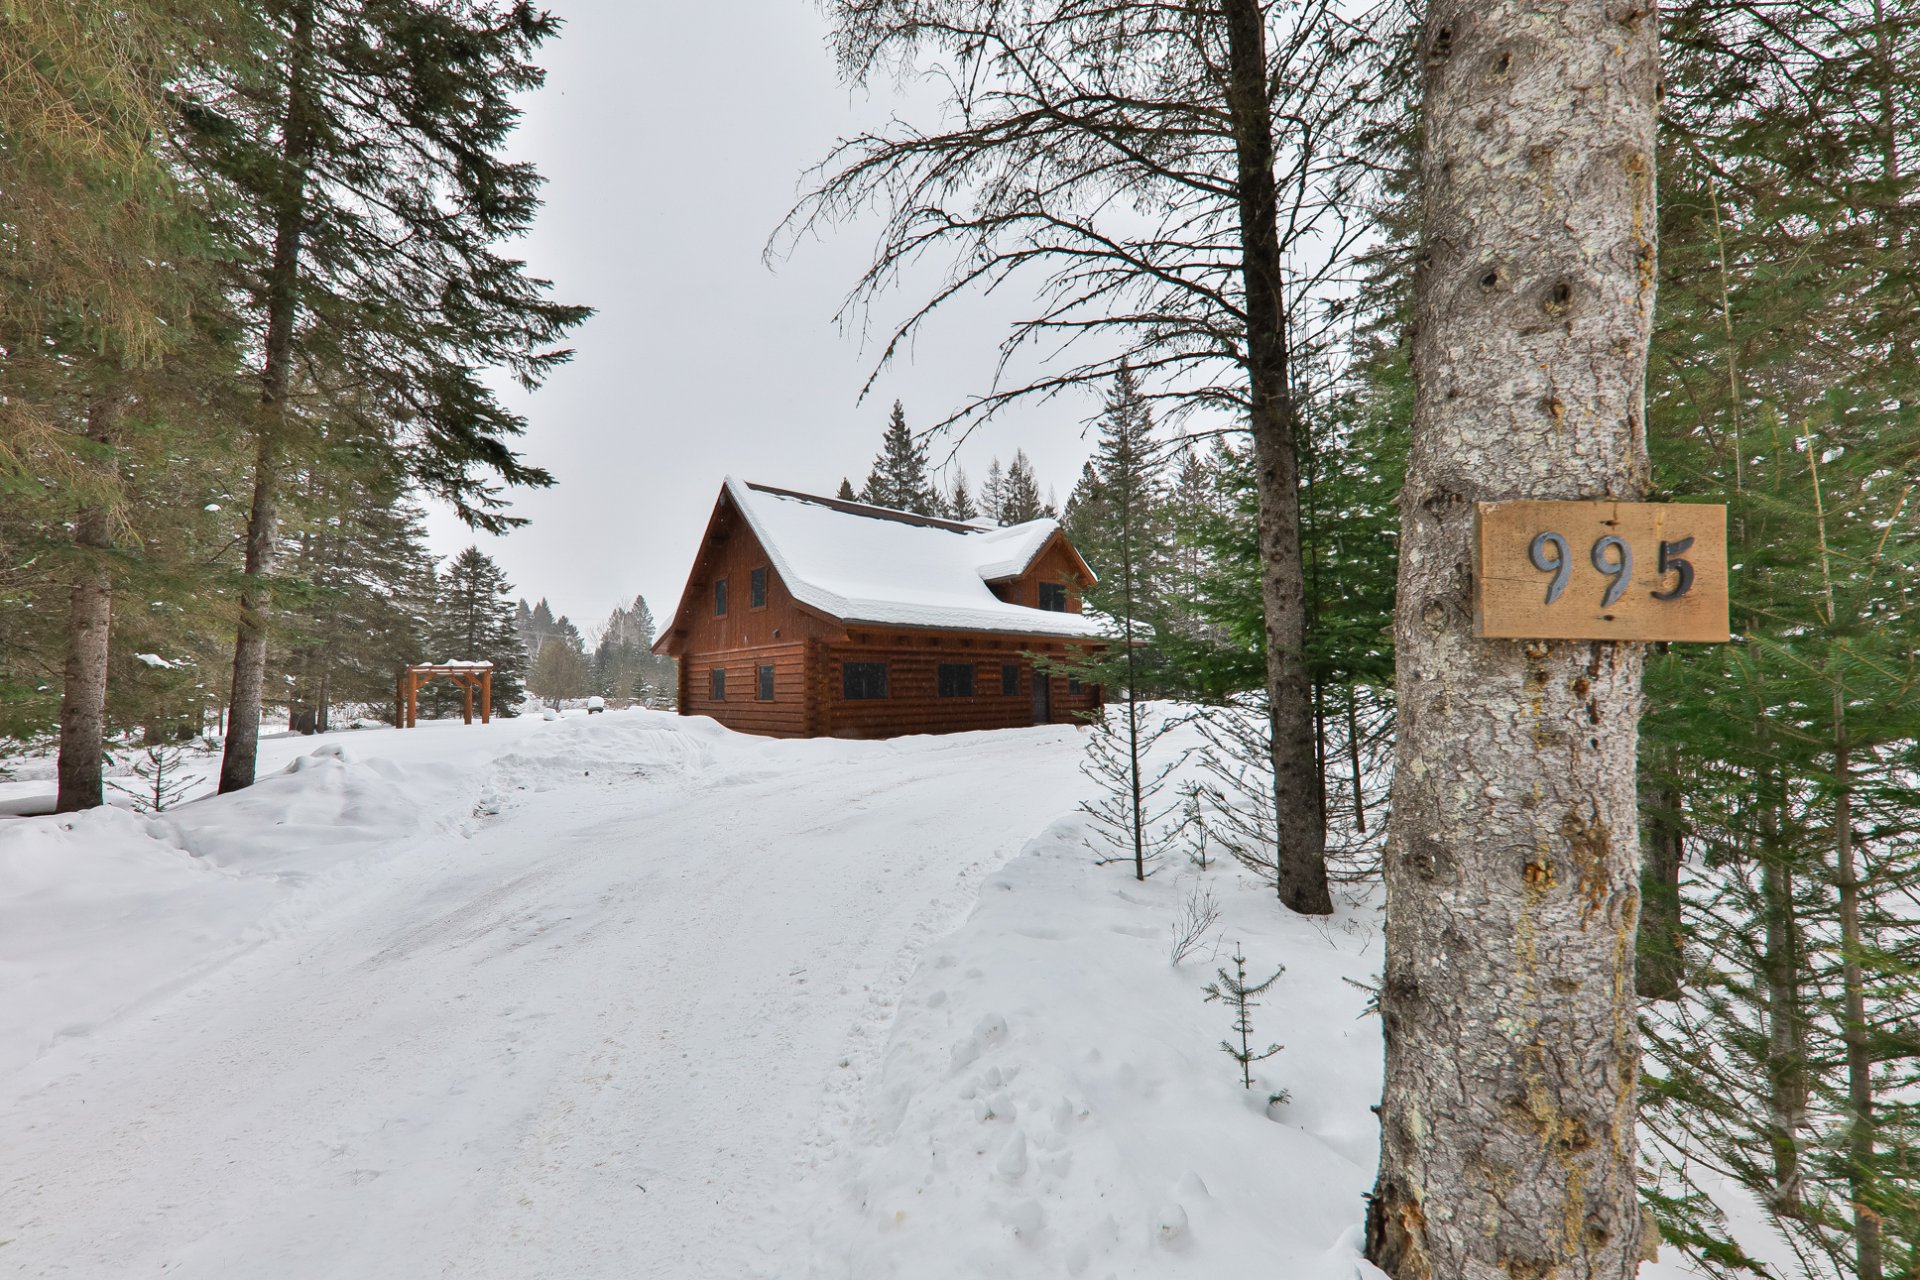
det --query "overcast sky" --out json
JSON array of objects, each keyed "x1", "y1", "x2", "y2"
[{"x1": 421, "y1": 2, "x2": 1107, "y2": 638}]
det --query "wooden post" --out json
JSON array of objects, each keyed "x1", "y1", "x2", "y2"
[
  {"x1": 462, "y1": 675, "x2": 474, "y2": 725},
  {"x1": 406, "y1": 670, "x2": 418, "y2": 728},
  {"x1": 481, "y1": 670, "x2": 492, "y2": 723}
]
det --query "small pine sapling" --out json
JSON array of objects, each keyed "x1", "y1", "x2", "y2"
[
  {"x1": 1180, "y1": 781, "x2": 1212, "y2": 870},
  {"x1": 1078, "y1": 702, "x2": 1190, "y2": 878},
  {"x1": 1204, "y1": 944, "x2": 1284, "y2": 1091},
  {"x1": 109, "y1": 744, "x2": 203, "y2": 814}
]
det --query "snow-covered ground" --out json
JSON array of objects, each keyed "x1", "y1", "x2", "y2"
[{"x1": 1, "y1": 710, "x2": 1729, "y2": 1278}]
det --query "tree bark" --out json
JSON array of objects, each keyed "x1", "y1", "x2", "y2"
[
  {"x1": 1366, "y1": 4, "x2": 1660, "y2": 1278},
  {"x1": 55, "y1": 397, "x2": 124, "y2": 813},
  {"x1": 1220, "y1": 0, "x2": 1333, "y2": 916},
  {"x1": 219, "y1": 0, "x2": 317, "y2": 794},
  {"x1": 1758, "y1": 778, "x2": 1809, "y2": 1215},
  {"x1": 1832, "y1": 702, "x2": 1883, "y2": 1280}
]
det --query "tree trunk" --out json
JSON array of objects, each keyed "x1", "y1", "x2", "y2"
[
  {"x1": 1758, "y1": 777, "x2": 1809, "y2": 1215},
  {"x1": 1833, "y1": 703, "x2": 1883, "y2": 1280},
  {"x1": 1220, "y1": 0, "x2": 1332, "y2": 916},
  {"x1": 1636, "y1": 779, "x2": 1686, "y2": 1000},
  {"x1": 55, "y1": 397, "x2": 124, "y2": 813},
  {"x1": 1366, "y1": 4, "x2": 1660, "y2": 1278},
  {"x1": 219, "y1": 0, "x2": 318, "y2": 794},
  {"x1": 1347, "y1": 685, "x2": 1367, "y2": 834}
]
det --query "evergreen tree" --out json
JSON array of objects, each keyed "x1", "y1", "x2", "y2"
[
  {"x1": 859, "y1": 400, "x2": 939, "y2": 514},
  {"x1": 999, "y1": 450, "x2": 1046, "y2": 524},
  {"x1": 981, "y1": 457, "x2": 1007, "y2": 525},
  {"x1": 1635, "y1": 6, "x2": 1920, "y2": 1272},
  {"x1": 1203, "y1": 945, "x2": 1285, "y2": 1092},
  {"x1": 278, "y1": 440, "x2": 433, "y2": 732},
  {"x1": 948, "y1": 466, "x2": 979, "y2": 521},
  {"x1": 836, "y1": 477, "x2": 858, "y2": 501},
  {"x1": 1070, "y1": 369, "x2": 1184, "y2": 881},
  {"x1": 1062, "y1": 461, "x2": 1101, "y2": 548},
  {"x1": 517, "y1": 598, "x2": 559, "y2": 662},
  {"x1": 189, "y1": 0, "x2": 590, "y2": 792},
  {"x1": 425, "y1": 548, "x2": 527, "y2": 718},
  {"x1": 0, "y1": 1, "x2": 238, "y2": 809},
  {"x1": 590, "y1": 594, "x2": 669, "y2": 705}
]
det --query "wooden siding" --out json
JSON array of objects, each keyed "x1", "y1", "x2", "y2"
[
  {"x1": 816, "y1": 630, "x2": 1101, "y2": 739},
  {"x1": 680, "y1": 641, "x2": 811, "y2": 737},
  {"x1": 659, "y1": 496, "x2": 841, "y2": 660},
  {"x1": 988, "y1": 534, "x2": 1093, "y2": 612}
]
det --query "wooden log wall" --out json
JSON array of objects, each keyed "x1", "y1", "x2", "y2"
[
  {"x1": 817, "y1": 630, "x2": 1100, "y2": 739},
  {"x1": 679, "y1": 640, "x2": 810, "y2": 737}
]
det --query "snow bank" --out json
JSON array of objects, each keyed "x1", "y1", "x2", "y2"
[{"x1": 0, "y1": 712, "x2": 714, "y2": 1080}]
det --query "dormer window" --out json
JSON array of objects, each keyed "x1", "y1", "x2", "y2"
[
  {"x1": 714, "y1": 579, "x2": 728, "y2": 616},
  {"x1": 1038, "y1": 582, "x2": 1068, "y2": 612},
  {"x1": 750, "y1": 566, "x2": 768, "y2": 609}
]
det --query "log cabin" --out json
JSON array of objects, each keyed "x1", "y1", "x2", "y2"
[{"x1": 653, "y1": 478, "x2": 1106, "y2": 738}]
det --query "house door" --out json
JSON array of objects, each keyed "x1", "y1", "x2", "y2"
[{"x1": 1031, "y1": 669, "x2": 1051, "y2": 724}]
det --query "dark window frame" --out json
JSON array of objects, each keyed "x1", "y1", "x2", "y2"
[
  {"x1": 1038, "y1": 582, "x2": 1068, "y2": 612},
  {"x1": 1002, "y1": 663, "x2": 1021, "y2": 696},
  {"x1": 714, "y1": 578, "x2": 729, "y2": 616},
  {"x1": 1067, "y1": 673, "x2": 1083, "y2": 694},
  {"x1": 937, "y1": 663, "x2": 975, "y2": 698},
  {"x1": 842, "y1": 661, "x2": 889, "y2": 700},
  {"x1": 749, "y1": 566, "x2": 768, "y2": 610},
  {"x1": 710, "y1": 667, "x2": 726, "y2": 701},
  {"x1": 757, "y1": 663, "x2": 775, "y2": 701}
]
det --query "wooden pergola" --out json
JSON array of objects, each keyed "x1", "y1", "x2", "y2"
[{"x1": 397, "y1": 662, "x2": 494, "y2": 728}]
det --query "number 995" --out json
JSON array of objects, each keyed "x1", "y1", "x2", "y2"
[{"x1": 1528, "y1": 531, "x2": 1694, "y2": 608}]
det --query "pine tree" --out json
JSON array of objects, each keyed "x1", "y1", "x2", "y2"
[
  {"x1": 427, "y1": 549, "x2": 527, "y2": 717},
  {"x1": 1203, "y1": 945, "x2": 1284, "y2": 1092},
  {"x1": 999, "y1": 451, "x2": 1045, "y2": 524},
  {"x1": 591, "y1": 594, "x2": 667, "y2": 705},
  {"x1": 859, "y1": 400, "x2": 939, "y2": 514},
  {"x1": 190, "y1": 0, "x2": 590, "y2": 792},
  {"x1": 276, "y1": 435, "x2": 434, "y2": 732},
  {"x1": 518, "y1": 598, "x2": 559, "y2": 663},
  {"x1": 981, "y1": 458, "x2": 1007, "y2": 525},
  {"x1": 1633, "y1": 7, "x2": 1920, "y2": 1272},
  {"x1": 108, "y1": 744, "x2": 204, "y2": 814},
  {"x1": 948, "y1": 466, "x2": 979, "y2": 520},
  {"x1": 0, "y1": 1, "x2": 234, "y2": 810},
  {"x1": 1061, "y1": 461, "x2": 1101, "y2": 548},
  {"x1": 836, "y1": 477, "x2": 857, "y2": 501}
]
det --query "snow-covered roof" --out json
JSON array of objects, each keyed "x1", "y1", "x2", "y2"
[{"x1": 725, "y1": 477, "x2": 1103, "y2": 639}]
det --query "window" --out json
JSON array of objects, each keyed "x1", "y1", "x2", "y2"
[
  {"x1": 714, "y1": 579, "x2": 728, "y2": 616},
  {"x1": 1067, "y1": 674, "x2": 1083, "y2": 694},
  {"x1": 938, "y1": 663, "x2": 975, "y2": 698},
  {"x1": 750, "y1": 566, "x2": 768, "y2": 609},
  {"x1": 1002, "y1": 664, "x2": 1021, "y2": 696},
  {"x1": 758, "y1": 663, "x2": 775, "y2": 701},
  {"x1": 842, "y1": 661, "x2": 888, "y2": 700},
  {"x1": 1038, "y1": 582, "x2": 1068, "y2": 612},
  {"x1": 709, "y1": 667, "x2": 726, "y2": 701}
]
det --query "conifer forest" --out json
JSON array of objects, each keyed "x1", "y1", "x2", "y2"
[{"x1": 4, "y1": 3, "x2": 1920, "y2": 1279}]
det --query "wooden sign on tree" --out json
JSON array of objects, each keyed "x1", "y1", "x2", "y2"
[{"x1": 1474, "y1": 500, "x2": 1729, "y2": 642}]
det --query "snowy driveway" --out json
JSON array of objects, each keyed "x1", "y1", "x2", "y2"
[{"x1": 0, "y1": 714, "x2": 1089, "y2": 1279}]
